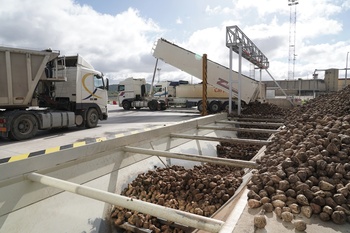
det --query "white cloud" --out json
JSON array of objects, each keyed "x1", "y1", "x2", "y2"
[
  {"x1": 176, "y1": 17, "x2": 183, "y2": 24},
  {"x1": 0, "y1": 0, "x2": 349, "y2": 85},
  {"x1": 0, "y1": 0, "x2": 162, "y2": 84}
]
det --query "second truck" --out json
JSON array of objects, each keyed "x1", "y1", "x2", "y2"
[
  {"x1": 117, "y1": 38, "x2": 265, "y2": 113},
  {"x1": 0, "y1": 46, "x2": 109, "y2": 140}
]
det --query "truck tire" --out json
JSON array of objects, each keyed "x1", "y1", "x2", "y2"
[
  {"x1": 148, "y1": 100, "x2": 158, "y2": 111},
  {"x1": 160, "y1": 101, "x2": 167, "y2": 110},
  {"x1": 208, "y1": 101, "x2": 221, "y2": 113},
  {"x1": 197, "y1": 101, "x2": 208, "y2": 112},
  {"x1": 85, "y1": 108, "x2": 99, "y2": 128},
  {"x1": 222, "y1": 101, "x2": 235, "y2": 112},
  {"x1": 122, "y1": 101, "x2": 131, "y2": 110},
  {"x1": 9, "y1": 114, "x2": 38, "y2": 140}
]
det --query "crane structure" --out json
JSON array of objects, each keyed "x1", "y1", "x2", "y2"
[{"x1": 288, "y1": 0, "x2": 299, "y2": 80}]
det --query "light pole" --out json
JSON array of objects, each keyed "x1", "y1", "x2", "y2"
[{"x1": 346, "y1": 52, "x2": 349, "y2": 87}]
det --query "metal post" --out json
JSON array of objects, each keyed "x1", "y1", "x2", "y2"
[
  {"x1": 265, "y1": 69, "x2": 294, "y2": 106},
  {"x1": 238, "y1": 45, "x2": 242, "y2": 115},
  {"x1": 259, "y1": 69, "x2": 262, "y2": 100},
  {"x1": 202, "y1": 54, "x2": 208, "y2": 116},
  {"x1": 229, "y1": 46, "x2": 233, "y2": 114},
  {"x1": 150, "y1": 59, "x2": 159, "y2": 96},
  {"x1": 346, "y1": 52, "x2": 349, "y2": 87}
]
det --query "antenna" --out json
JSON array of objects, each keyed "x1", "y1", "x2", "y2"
[{"x1": 288, "y1": 0, "x2": 298, "y2": 80}]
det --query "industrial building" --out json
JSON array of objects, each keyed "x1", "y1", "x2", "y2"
[{"x1": 263, "y1": 68, "x2": 346, "y2": 98}]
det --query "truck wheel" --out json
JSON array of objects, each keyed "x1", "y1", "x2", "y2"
[
  {"x1": 197, "y1": 101, "x2": 208, "y2": 112},
  {"x1": 85, "y1": 108, "x2": 99, "y2": 128},
  {"x1": 9, "y1": 114, "x2": 38, "y2": 140},
  {"x1": 197, "y1": 101, "x2": 203, "y2": 112},
  {"x1": 208, "y1": 101, "x2": 221, "y2": 113},
  {"x1": 160, "y1": 101, "x2": 167, "y2": 110},
  {"x1": 222, "y1": 101, "x2": 235, "y2": 112},
  {"x1": 148, "y1": 100, "x2": 158, "y2": 111},
  {"x1": 122, "y1": 101, "x2": 131, "y2": 110}
]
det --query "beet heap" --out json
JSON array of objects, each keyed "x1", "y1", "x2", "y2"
[{"x1": 248, "y1": 86, "x2": 350, "y2": 225}]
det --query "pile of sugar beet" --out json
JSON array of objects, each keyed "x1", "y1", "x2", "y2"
[
  {"x1": 248, "y1": 86, "x2": 350, "y2": 229},
  {"x1": 110, "y1": 86, "x2": 350, "y2": 232}
]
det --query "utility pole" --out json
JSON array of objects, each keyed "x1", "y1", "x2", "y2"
[
  {"x1": 346, "y1": 52, "x2": 349, "y2": 87},
  {"x1": 288, "y1": 0, "x2": 298, "y2": 80}
]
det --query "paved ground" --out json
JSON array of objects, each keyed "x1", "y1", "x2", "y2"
[{"x1": 0, "y1": 105, "x2": 201, "y2": 159}]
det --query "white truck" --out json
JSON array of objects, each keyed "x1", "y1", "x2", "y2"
[
  {"x1": 153, "y1": 80, "x2": 239, "y2": 112},
  {"x1": 0, "y1": 46, "x2": 109, "y2": 140},
  {"x1": 117, "y1": 77, "x2": 167, "y2": 111},
  {"x1": 118, "y1": 38, "x2": 265, "y2": 113}
]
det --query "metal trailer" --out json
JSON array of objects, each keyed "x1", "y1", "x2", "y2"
[
  {"x1": 152, "y1": 38, "x2": 266, "y2": 111},
  {"x1": 0, "y1": 46, "x2": 109, "y2": 140}
]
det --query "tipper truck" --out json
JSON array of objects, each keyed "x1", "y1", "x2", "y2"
[
  {"x1": 153, "y1": 80, "x2": 239, "y2": 112},
  {"x1": 117, "y1": 38, "x2": 265, "y2": 113},
  {"x1": 0, "y1": 46, "x2": 109, "y2": 140}
]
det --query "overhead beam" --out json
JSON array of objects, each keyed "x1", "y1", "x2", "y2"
[
  {"x1": 123, "y1": 146, "x2": 258, "y2": 169},
  {"x1": 226, "y1": 25, "x2": 269, "y2": 69}
]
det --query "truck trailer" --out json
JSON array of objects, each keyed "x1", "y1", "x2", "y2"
[
  {"x1": 153, "y1": 81, "x2": 240, "y2": 112},
  {"x1": 0, "y1": 46, "x2": 109, "y2": 140},
  {"x1": 117, "y1": 38, "x2": 265, "y2": 113}
]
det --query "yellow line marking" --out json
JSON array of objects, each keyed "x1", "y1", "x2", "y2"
[
  {"x1": 45, "y1": 147, "x2": 60, "y2": 154},
  {"x1": 9, "y1": 153, "x2": 30, "y2": 162},
  {"x1": 96, "y1": 137, "x2": 107, "y2": 142},
  {"x1": 114, "y1": 133, "x2": 125, "y2": 138},
  {"x1": 73, "y1": 141, "x2": 86, "y2": 147},
  {"x1": 130, "y1": 130, "x2": 140, "y2": 134}
]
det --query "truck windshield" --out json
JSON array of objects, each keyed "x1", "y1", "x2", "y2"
[
  {"x1": 94, "y1": 75, "x2": 106, "y2": 89},
  {"x1": 118, "y1": 85, "x2": 125, "y2": 91}
]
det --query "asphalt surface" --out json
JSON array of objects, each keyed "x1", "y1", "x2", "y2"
[{"x1": 0, "y1": 105, "x2": 201, "y2": 159}]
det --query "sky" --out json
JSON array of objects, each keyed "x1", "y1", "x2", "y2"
[{"x1": 0, "y1": 0, "x2": 349, "y2": 85}]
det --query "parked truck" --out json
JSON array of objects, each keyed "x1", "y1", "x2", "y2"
[
  {"x1": 117, "y1": 38, "x2": 265, "y2": 113},
  {"x1": 117, "y1": 77, "x2": 167, "y2": 111},
  {"x1": 0, "y1": 46, "x2": 109, "y2": 140}
]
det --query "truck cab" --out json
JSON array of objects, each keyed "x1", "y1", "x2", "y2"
[
  {"x1": 153, "y1": 81, "x2": 176, "y2": 97},
  {"x1": 118, "y1": 78, "x2": 166, "y2": 111},
  {"x1": 0, "y1": 46, "x2": 109, "y2": 140},
  {"x1": 54, "y1": 55, "x2": 109, "y2": 126}
]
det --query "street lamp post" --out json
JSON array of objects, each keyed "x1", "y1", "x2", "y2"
[{"x1": 346, "y1": 52, "x2": 349, "y2": 87}]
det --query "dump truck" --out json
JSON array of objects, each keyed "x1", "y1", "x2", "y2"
[
  {"x1": 153, "y1": 80, "x2": 239, "y2": 112},
  {"x1": 0, "y1": 46, "x2": 109, "y2": 140},
  {"x1": 117, "y1": 38, "x2": 265, "y2": 112}
]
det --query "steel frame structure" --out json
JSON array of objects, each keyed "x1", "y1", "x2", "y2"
[
  {"x1": 226, "y1": 25, "x2": 269, "y2": 115},
  {"x1": 226, "y1": 26, "x2": 269, "y2": 69}
]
